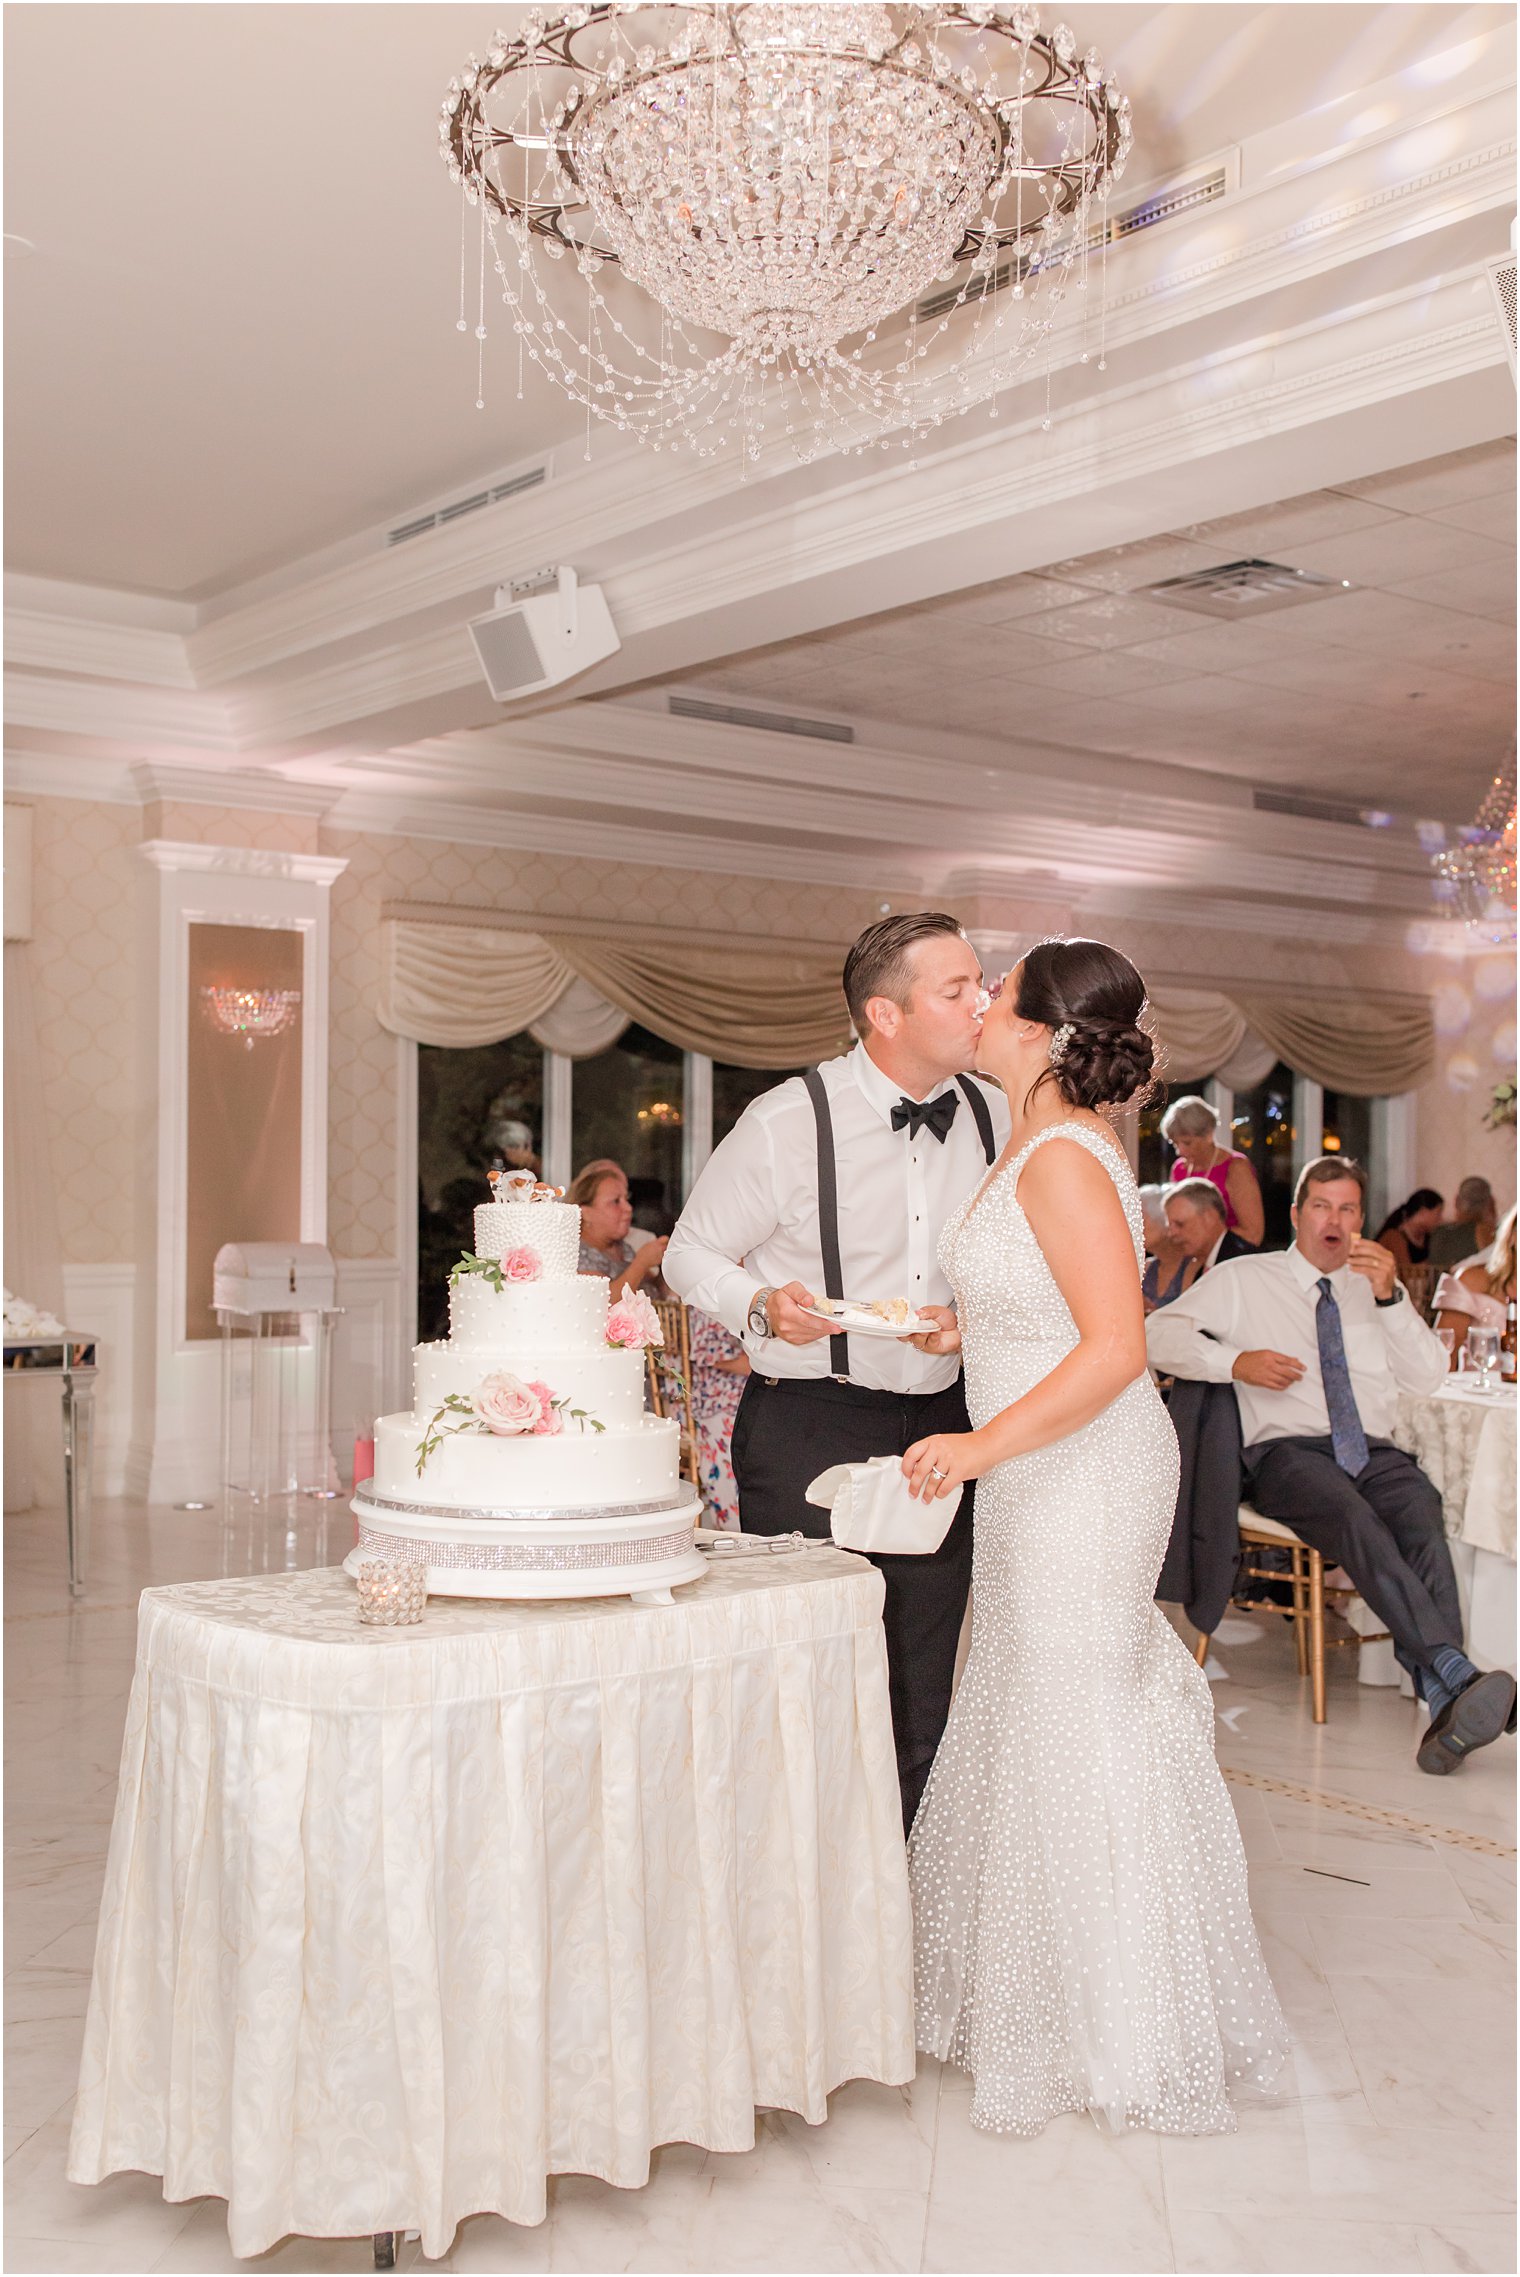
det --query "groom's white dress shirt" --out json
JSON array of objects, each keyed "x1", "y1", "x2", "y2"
[
  {"x1": 1144, "y1": 1242, "x2": 1448, "y2": 1449},
  {"x1": 664, "y1": 1042, "x2": 1010, "y2": 1394}
]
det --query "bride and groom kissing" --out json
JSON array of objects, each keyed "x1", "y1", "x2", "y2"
[{"x1": 663, "y1": 913, "x2": 1288, "y2": 2141}]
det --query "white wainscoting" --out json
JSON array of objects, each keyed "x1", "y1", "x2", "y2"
[
  {"x1": 333, "y1": 1258, "x2": 407, "y2": 1483},
  {"x1": 60, "y1": 1262, "x2": 136, "y2": 1500}
]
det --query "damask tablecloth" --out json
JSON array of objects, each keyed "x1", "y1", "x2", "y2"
[
  {"x1": 1393, "y1": 1380, "x2": 1517, "y2": 1560},
  {"x1": 67, "y1": 1551, "x2": 914, "y2": 2257}
]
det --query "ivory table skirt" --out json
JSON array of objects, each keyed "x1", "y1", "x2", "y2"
[
  {"x1": 1392, "y1": 1379, "x2": 1516, "y2": 1560},
  {"x1": 67, "y1": 1551, "x2": 913, "y2": 2258}
]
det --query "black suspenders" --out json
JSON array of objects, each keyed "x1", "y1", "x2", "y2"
[
  {"x1": 802, "y1": 1067, "x2": 997, "y2": 1383},
  {"x1": 802, "y1": 1067, "x2": 850, "y2": 1377}
]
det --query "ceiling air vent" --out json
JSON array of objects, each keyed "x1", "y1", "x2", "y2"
[
  {"x1": 1483, "y1": 252, "x2": 1518, "y2": 381},
  {"x1": 1144, "y1": 559, "x2": 1351, "y2": 620},
  {"x1": 385, "y1": 462, "x2": 549, "y2": 547},
  {"x1": 670, "y1": 695, "x2": 854, "y2": 743},
  {"x1": 917, "y1": 157, "x2": 1233, "y2": 322}
]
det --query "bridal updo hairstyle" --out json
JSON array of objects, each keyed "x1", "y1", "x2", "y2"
[{"x1": 1014, "y1": 938, "x2": 1157, "y2": 1112}]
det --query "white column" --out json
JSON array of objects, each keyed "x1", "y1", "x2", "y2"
[
  {"x1": 132, "y1": 840, "x2": 347, "y2": 1504},
  {"x1": 1293, "y1": 1076, "x2": 1324, "y2": 1181},
  {"x1": 1205, "y1": 1078, "x2": 1234, "y2": 1141},
  {"x1": 543, "y1": 1051, "x2": 573, "y2": 1188},
  {"x1": 1370, "y1": 1092, "x2": 1416, "y2": 1230},
  {"x1": 682, "y1": 1052, "x2": 714, "y2": 1199}
]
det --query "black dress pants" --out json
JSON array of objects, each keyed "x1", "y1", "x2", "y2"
[
  {"x1": 1242, "y1": 1435, "x2": 1463, "y2": 1680},
  {"x1": 730, "y1": 1373, "x2": 975, "y2": 1831}
]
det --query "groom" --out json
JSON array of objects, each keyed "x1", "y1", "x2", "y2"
[{"x1": 664, "y1": 912, "x2": 1009, "y2": 1826}]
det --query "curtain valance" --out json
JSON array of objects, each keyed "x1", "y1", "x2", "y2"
[
  {"x1": 379, "y1": 916, "x2": 851, "y2": 1070},
  {"x1": 379, "y1": 913, "x2": 1434, "y2": 1094}
]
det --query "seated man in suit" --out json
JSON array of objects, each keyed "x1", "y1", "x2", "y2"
[
  {"x1": 1147, "y1": 1154, "x2": 1516, "y2": 1774},
  {"x1": 1166, "y1": 1177, "x2": 1257, "y2": 1285}
]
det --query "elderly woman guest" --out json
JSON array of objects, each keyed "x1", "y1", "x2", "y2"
[
  {"x1": 1138, "y1": 1183, "x2": 1190, "y2": 1312},
  {"x1": 1162, "y1": 1095, "x2": 1265, "y2": 1249},
  {"x1": 1376, "y1": 1188, "x2": 1446, "y2": 1286},
  {"x1": 1435, "y1": 1206, "x2": 1516, "y2": 1365},
  {"x1": 569, "y1": 1159, "x2": 668, "y2": 1300}
]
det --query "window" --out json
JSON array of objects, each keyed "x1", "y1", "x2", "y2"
[
  {"x1": 417, "y1": 1036, "x2": 544, "y2": 1342},
  {"x1": 712, "y1": 1059, "x2": 807, "y2": 1150},
  {"x1": 1228, "y1": 1061, "x2": 1297, "y2": 1250},
  {"x1": 571, "y1": 1023, "x2": 685, "y2": 1233},
  {"x1": 1321, "y1": 1090, "x2": 1373, "y2": 1176}
]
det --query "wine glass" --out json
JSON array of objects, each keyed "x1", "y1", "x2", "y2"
[
  {"x1": 1465, "y1": 1326, "x2": 1500, "y2": 1395},
  {"x1": 1436, "y1": 1326, "x2": 1457, "y2": 1370}
]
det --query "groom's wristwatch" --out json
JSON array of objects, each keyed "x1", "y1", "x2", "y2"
[{"x1": 747, "y1": 1287, "x2": 777, "y2": 1338}]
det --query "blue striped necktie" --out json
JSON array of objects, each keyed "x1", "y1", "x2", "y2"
[{"x1": 1316, "y1": 1275, "x2": 1370, "y2": 1477}]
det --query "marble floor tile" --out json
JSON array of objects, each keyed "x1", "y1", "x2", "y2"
[
  {"x1": 1159, "y1": 2104, "x2": 1517, "y2": 2226},
  {"x1": 5, "y1": 2016, "x2": 93, "y2": 2136},
  {"x1": 1307, "y1": 1915, "x2": 1516, "y2": 1984},
  {"x1": 441, "y1": 2209, "x2": 554, "y2": 2271},
  {"x1": 689, "y1": 2172, "x2": 927, "y2": 2274},
  {"x1": 722, "y1": 2073, "x2": 939, "y2": 2196},
  {"x1": 1328, "y1": 1972, "x2": 1516, "y2": 2135},
  {"x1": 1, "y1": 2119, "x2": 201, "y2": 2261},
  {"x1": 1246, "y1": 1859, "x2": 1475, "y2": 1920},
  {"x1": 1414, "y1": 2217, "x2": 1520, "y2": 2273},
  {"x1": 1170, "y1": 2212, "x2": 1423, "y2": 2273},
  {"x1": 923, "y1": 2101, "x2": 1171, "y2": 2274}
]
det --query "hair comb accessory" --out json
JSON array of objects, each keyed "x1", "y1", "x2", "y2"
[{"x1": 1049, "y1": 1023, "x2": 1076, "y2": 1066}]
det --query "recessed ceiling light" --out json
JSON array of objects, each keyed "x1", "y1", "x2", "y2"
[{"x1": 3, "y1": 234, "x2": 36, "y2": 260}]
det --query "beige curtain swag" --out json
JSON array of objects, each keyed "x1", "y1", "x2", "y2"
[
  {"x1": 379, "y1": 916, "x2": 851, "y2": 1069},
  {"x1": 1148, "y1": 984, "x2": 1433, "y2": 1096},
  {"x1": 380, "y1": 914, "x2": 1433, "y2": 1093}
]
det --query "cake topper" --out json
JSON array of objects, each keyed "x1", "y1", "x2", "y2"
[{"x1": 487, "y1": 1167, "x2": 566, "y2": 1205}]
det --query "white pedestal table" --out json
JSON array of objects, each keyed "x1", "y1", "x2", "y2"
[{"x1": 67, "y1": 1549, "x2": 914, "y2": 2259}]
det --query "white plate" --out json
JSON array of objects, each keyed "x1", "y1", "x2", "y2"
[{"x1": 799, "y1": 1302, "x2": 935, "y2": 1340}]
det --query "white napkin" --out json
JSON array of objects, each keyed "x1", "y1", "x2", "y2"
[{"x1": 805, "y1": 1456, "x2": 961, "y2": 1556}]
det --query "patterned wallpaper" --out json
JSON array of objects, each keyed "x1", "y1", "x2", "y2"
[
  {"x1": 20, "y1": 793, "x2": 1497, "y2": 1272},
  {"x1": 21, "y1": 797, "x2": 140, "y2": 1263}
]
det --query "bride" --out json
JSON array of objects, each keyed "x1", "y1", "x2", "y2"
[{"x1": 901, "y1": 937, "x2": 1288, "y2": 2138}]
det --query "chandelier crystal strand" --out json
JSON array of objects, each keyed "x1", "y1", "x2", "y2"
[
  {"x1": 1433, "y1": 760, "x2": 1518, "y2": 940},
  {"x1": 441, "y1": 3, "x2": 1131, "y2": 460}
]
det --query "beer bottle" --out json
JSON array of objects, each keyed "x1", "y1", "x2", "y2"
[{"x1": 1502, "y1": 1297, "x2": 1517, "y2": 1384}]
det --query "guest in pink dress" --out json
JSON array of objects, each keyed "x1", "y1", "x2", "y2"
[{"x1": 1162, "y1": 1095, "x2": 1265, "y2": 1248}]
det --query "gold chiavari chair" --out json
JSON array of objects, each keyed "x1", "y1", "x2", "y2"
[
  {"x1": 1405, "y1": 1261, "x2": 1436, "y2": 1322},
  {"x1": 645, "y1": 1297, "x2": 700, "y2": 1490},
  {"x1": 1191, "y1": 1505, "x2": 1388, "y2": 1724}
]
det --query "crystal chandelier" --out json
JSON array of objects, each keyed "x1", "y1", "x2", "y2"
[
  {"x1": 439, "y1": 4, "x2": 1132, "y2": 461},
  {"x1": 200, "y1": 987, "x2": 303, "y2": 1050},
  {"x1": 1431, "y1": 761, "x2": 1517, "y2": 939}
]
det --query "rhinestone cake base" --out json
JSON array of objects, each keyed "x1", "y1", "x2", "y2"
[{"x1": 356, "y1": 1524, "x2": 696, "y2": 1574}]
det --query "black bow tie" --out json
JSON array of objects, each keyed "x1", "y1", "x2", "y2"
[{"x1": 891, "y1": 1091, "x2": 959, "y2": 1144}]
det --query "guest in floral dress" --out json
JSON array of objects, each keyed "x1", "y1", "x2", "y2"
[{"x1": 688, "y1": 1308, "x2": 749, "y2": 1531}]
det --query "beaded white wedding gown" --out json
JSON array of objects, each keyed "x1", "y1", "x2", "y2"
[{"x1": 909, "y1": 1122, "x2": 1289, "y2": 2136}]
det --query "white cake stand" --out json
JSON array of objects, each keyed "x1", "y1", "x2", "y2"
[{"x1": 345, "y1": 1487, "x2": 707, "y2": 1604}]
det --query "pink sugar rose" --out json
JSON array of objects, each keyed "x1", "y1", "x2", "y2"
[
  {"x1": 500, "y1": 1247, "x2": 542, "y2": 1283},
  {"x1": 470, "y1": 1371, "x2": 547, "y2": 1436},
  {"x1": 527, "y1": 1382, "x2": 563, "y2": 1436},
  {"x1": 606, "y1": 1288, "x2": 663, "y2": 1350}
]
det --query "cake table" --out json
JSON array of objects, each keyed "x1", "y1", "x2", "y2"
[{"x1": 68, "y1": 1550, "x2": 914, "y2": 2260}]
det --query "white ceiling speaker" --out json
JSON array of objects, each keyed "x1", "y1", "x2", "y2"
[
  {"x1": 1482, "y1": 250, "x2": 1517, "y2": 383},
  {"x1": 467, "y1": 565, "x2": 620, "y2": 702}
]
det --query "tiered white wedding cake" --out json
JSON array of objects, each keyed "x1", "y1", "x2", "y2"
[{"x1": 347, "y1": 1171, "x2": 704, "y2": 1600}]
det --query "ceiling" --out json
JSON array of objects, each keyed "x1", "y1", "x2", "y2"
[
  {"x1": 3, "y1": 2, "x2": 1512, "y2": 597},
  {"x1": 639, "y1": 439, "x2": 1518, "y2": 816}
]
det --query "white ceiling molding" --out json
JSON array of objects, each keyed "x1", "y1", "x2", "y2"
[
  {"x1": 136, "y1": 839, "x2": 348, "y2": 884},
  {"x1": 6, "y1": 271, "x2": 1507, "y2": 761},
  {"x1": 3, "y1": 43, "x2": 1511, "y2": 709}
]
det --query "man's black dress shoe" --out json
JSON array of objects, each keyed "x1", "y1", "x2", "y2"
[{"x1": 1417, "y1": 1669, "x2": 1519, "y2": 1775}]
